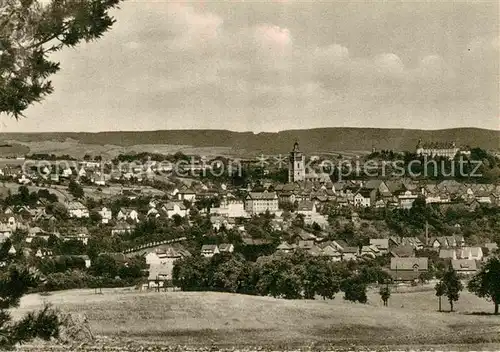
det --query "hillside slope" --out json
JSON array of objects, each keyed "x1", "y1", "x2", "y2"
[
  {"x1": 14, "y1": 288, "x2": 500, "y2": 348},
  {"x1": 1, "y1": 127, "x2": 499, "y2": 154}
]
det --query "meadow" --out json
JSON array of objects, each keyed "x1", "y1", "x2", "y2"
[{"x1": 12, "y1": 287, "x2": 500, "y2": 350}]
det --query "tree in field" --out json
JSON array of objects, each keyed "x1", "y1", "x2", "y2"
[
  {"x1": 435, "y1": 266, "x2": 463, "y2": 312},
  {"x1": 0, "y1": 0, "x2": 121, "y2": 118},
  {"x1": 210, "y1": 257, "x2": 246, "y2": 293},
  {"x1": 442, "y1": 266, "x2": 463, "y2": 312},
  {"x1": 341, "y1": 276, "x2": 368, "y2": 304},
  {"x1": 435, "y1": 281, "x2": 446, "y2": 312},
  {"x1": 468, "y1": 254, "x2": 500, "y2": 315},
  {"x1": 91, "y1": 254, "x2": 118, "y2": 278},
  {"x1": 379, "y1": 285, "x2": 391, "y2": 306},
  {"x1": 301, "y1": 257, "x2": 340, "y2": 300}
]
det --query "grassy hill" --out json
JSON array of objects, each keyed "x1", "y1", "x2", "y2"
[
  {"x1": 13, "y1": 287, "x2": 500, "y2": 349},
  {"x1": 1, "y1": 127, "x2": 498, "y2": 155}
]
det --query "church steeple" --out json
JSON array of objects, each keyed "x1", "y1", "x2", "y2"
[{"x1": 289, "y1": 140, "x2": 305, "y2": 183}]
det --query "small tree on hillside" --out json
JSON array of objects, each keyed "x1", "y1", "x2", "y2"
[
  {"x1": 443, "y1": 266, "x2": 463, "y2": 312},
  {"x1": 436, "y1": 266, "x2": 463, "y2": 312},
  {"x1": 68, "y1": 180, "x2": 84, "y2": 199},
  {"x1": 435, "y1": 281, "x2": 446, "y2": 312},
  {"x1": 379, "y1": 285, "x2": 391, "y2": 306},
  {"x1": 468, "y1": 254, "x2": 500, "y2": 315}
]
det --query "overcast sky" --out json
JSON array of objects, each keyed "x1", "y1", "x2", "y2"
[{"x1": 2, "y1": 0, "x2": 499, "y2": 132}]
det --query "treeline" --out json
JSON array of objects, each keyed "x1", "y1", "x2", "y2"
[
  {"x1": 26, "y1": 153, "x2": 77, "y2": 160},
  {"x1": 4, "y1": 186, "x2": 59, "y2": 207},
  {"x1": 33, "y1": 253, "x2": 146, "y2": 292},
  {"x1": 172, "y1": 252, "x2": 391, "y2": 302},
  {"x1": 112, "y1": 152, "x2": 190, "y2": 163}
]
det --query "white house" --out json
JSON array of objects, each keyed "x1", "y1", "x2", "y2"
[
  {"x1": 163, "y1": 202, "x2": 187, "y2": 219},
  {"x1": 1, "y1": 216, "x2": 17, "y2": 231},
  {"x1": 296, "y1": 201, "x2": 317, "y2": 218},
  {"x1": 398, "y1": 191, "x2": 418, "y2": 209},
  {"x1": 451, "y1": 259, "x2": 478, "y2": 276},
  {"x1": 369, "y1": 239, "x2": 389, "y2": 254},
  {"x1": 304, "y1": 213, "x2": 328, "y2": 229},
  {"x1": 35, "y1": 249, "x2": 53, "y2": 258},
  {"x1": 116, "y1": 208, "x2": 139, "y2": 222},
  {"x1": 353, "y1": 190, "x2": 371, "y2": 207},
  {"x1": 111, "y1": 222, "x2": 135, "y2": 236},
  {"x1": 146, "y1": 247, "x2": 189, "y2": 288},
  {"x1": 93, "y1": 174, "x2": 106, "y2": 186},
  {"x1": 147, "y1": 208, "x2": 160, "y2": 218},
  {"x1": 0, "y1": 224, "x2": 12, "y2": 239},
  {"x1": 67, "y1": 201, "x2": 89, "y2": 218},
  {"x1": 61, "y1": 168, "x2": 73, "y2": 178},
  {"x1": 458, "y1": 247, "x2": 484, "y2": 261},
  {"x1": 201, "y1": 244, "x2": 220, "y2": 257},
  {"x1": 17, "y1": 174, "x2": 31, "y2": 185},
  {"x1": 210, "y1": 199, "x2": 248, "y2": 218},
  {"x1": 98, "y1": 207, "x2": 112, "y2": 224},
  {"x1": 63, "y1": 228, "x2": 90, "y2": 245},
  {"x1": 8, "y1": 244, "x2": 16, "y2": 255},
  {"x1": 72, "y1": 255, "x2": 91, "y2": 268},
  {"x1": 218, "y1": 243, "x2": 234, "y2": 253},
  {"x1": 177, "y1": 188, "x2": 196, "y2": 202}
]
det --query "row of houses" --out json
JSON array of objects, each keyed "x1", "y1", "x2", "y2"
[
  {"x1": 389, "y1": 256, "x2": 480, "y2": 280},
  {"x1": 276, "y1": 239, "x2": 381, "y2": 261},
  {"x1": 243, "y1": 179, "x2": 500, "y2": 216}
]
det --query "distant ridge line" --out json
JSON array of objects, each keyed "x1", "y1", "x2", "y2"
[{"x1": 0, "y1": 126, "x2": 498, "y2": 134}]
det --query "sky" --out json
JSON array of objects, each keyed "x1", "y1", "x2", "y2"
[{"x1": 1, "y1": 0, "x2": 499, "y2": 133}]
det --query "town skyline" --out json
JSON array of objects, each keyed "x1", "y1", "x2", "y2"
[{"x1": 0, "y1": 0, "x2": 498, "y2": 133}]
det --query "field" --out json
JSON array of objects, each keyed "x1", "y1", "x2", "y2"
[
  {"x1": 12, "y1": 287, "x2": 500, "y2": 350},
  {"x1": 0, "y1": 139, "x2": 245, "y2": 159}
]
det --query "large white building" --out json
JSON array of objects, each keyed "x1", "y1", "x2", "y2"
[
  {"x1": 210, "y1": 199, "x2": 248, "y2": 218},
  {"x1": 416, "y1": 139, "x2": 459, "y2": 159},
  {"x1": 245, "y1": 191, "x2": 279, "y2": 214}
]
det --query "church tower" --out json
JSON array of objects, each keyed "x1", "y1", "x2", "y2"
[{"x1": 288, "y1": 141, "x2": 305, "y2": 183}]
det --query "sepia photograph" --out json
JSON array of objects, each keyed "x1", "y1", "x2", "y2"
[{"x1": 0, "y1": 0, "x2": 499, "y2": 351}]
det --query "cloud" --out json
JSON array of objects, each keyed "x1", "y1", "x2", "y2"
[
  {"x1": 254, "y1": 25, "x2": 292, "y2": 53},
  {"x1": 166, "y1": 3, "x2": 223, "y2": 51},
  {"x1": 7, "y1": 1, "x2": 497, "y2": 133},
  {"x1": 374, "y1": 53, "x2": 405, "y2": 75}
]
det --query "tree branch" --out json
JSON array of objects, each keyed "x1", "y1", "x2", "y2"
[{"x1": 26, "y1": 23, "x2": 69, "y2": 51}]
